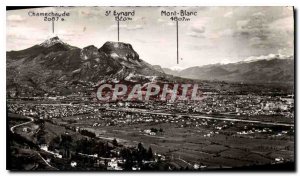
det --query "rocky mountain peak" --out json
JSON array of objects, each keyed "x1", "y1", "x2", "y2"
[
  {"x1": 40, "y1": 36, "x2": 65, "y2": 47},
  {"x1": 83, "y1": 45, "x2": 98, "y2": 51},
  {"x1": 99, "y1": 41, "x2": 140, "y2": 61},
  {"x1": 81, "y1": 45, "x2": 102, "y2": 60}
]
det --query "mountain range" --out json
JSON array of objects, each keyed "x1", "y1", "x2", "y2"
[
  {"x1": 6, "y1": 36, "x2": 294, "y2": 96},
  {"x1": 163, "y1": 56, "x2": 294, "y2": 84},
  {"x1": 6, "y1": 37, "x2": 167, "y2": 96}
]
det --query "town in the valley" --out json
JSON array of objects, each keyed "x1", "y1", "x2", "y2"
[{"x1": 7, "y1": 81, "x2": 294, "y2": 171}]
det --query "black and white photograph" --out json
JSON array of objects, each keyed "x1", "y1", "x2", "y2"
[{"x1": 5, "y1": 5, "x2": 296, "y2": 172}]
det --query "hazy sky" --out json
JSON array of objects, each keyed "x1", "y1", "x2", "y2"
[{"x1": 7, "y1": 6, "x2": 294, "y2": 69}]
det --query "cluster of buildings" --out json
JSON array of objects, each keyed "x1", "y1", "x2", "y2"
[
  {"x1": 7, "y1": 97, "x2": 294, "y2": 132},
  {"x1": 8, "y1": 89, "x2": 294, "y2": 120},
  {"x1": 7, "y1": 103, "x2": 96, "y2": 119},
  {"x1": 178, "y1": 94, "x2": 294, "y2": 118}
]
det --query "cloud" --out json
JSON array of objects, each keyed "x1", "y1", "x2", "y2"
[
  {"x1": 190, "y1": 18, "x2": 209, "y2": 33},
  {"x1": 278, "y1": 48, "x2": 293, "y2": 56},
  {"x1": 186, "y1": 32, "x2": 205, "y2": 38},
  {"x1": 6, "y1": 25, "x2": 49, "y2": 50},
  {"x1": 236, "y1": 20, "x2": 249, "y2": 29},
  {"x1": 236, "y1": 12, "x2": 268, "y2": 33},
  {"x1": 217, "y1": 29, "x2": 234, "y2": 37},
  {"x1": 249, "y1": 37, "x2": 263, "y2": 47},
  {"x1": 133, "y1": 16, "x2": 146, "y2": 22},
  {"x1": 107, "y1": 24, "x2": 144, "y2": 31},
  {"x1": 269, "y1": 16, "x2": 294, "y2": 32},
  {"x1": 166, "y1": 21, "x2": 175, "y2": 26},
  {"x1": 224, "y1": 11, "x2": 233, "y2": 18},
  {"x1": 186, "y1": 17, "x2": 210, "y2": 39},
  {"x1": 234, "y1": 12, "x2": 273, "y2": 49},
  {"x1": 230, "y1": 8, "x2": 293, "y2": 56},
  {"x1": 55, "y1": 29, "x2": 84, "y2": 37},
  {"x1": 191, "y1": 26, "x2": 205, "y2": 33},
  {"x1": 75, "y1": 7, "x2": 105, "y2": 17},
  {"x1": 126, "y1": 25, "x2": 143, "y2": 30},
  {"x1": 244, "y1": 53, "x2": 293, "y2": 62},
  {"x1": 80, "y1": 10, "x2": 95, "y2": 17},
  {"x1": 186, "y1": 19, "x2": 207, "y2": 38},
  {"x1": 157, "y1": 18, "x2": 166, "y2": 23},
  {"x1": 252, "y1": 12, "x2": 265, "y2": 18},
  {"x1": 7, "y1": 15, "x2": 25, "y2": 22}
]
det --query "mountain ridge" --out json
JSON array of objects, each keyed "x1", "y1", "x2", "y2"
[
  {"x1": 6, "y1": 37, "x2": 167, "y2": 96},
  {"x1": 163, "y1": 56, "x2": 294, "y2": 84}
]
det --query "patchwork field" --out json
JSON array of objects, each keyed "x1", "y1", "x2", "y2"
[{"x1": 55, "y1": 112, "x2": 294, "y2": 169}]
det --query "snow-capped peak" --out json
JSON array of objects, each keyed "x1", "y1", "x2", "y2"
[
  {"x1": 243, "y1": 53, "x2": 293, "y2": 63},
  {"x1": 40, "y1": 36, "x2": 65, "y2": 47},
  {"x1": 170, "y1": 65, "x2": 185, "y2": 71}
]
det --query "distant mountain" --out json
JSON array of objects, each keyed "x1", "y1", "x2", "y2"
[
  {"x1": 152, "y1": 65, "x2": 165, "y2": 73},
  {"x1": 163, "y1": 57, "x2": 294, "y2": 84},
  {"x1": 163, "y1": 67, "x2": 180, "y2": 76},
  {"x1": 6, "y1": 37, "x2": 167, "y2": 96}
]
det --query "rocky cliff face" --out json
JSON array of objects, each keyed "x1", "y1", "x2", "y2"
[{"x1": 99, "y1": 41, "x2": 140, "y2": 61}]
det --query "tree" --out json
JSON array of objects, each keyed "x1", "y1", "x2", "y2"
[
  {"x1": 112, "y1": 138, "x2": 118, "y2": 146},
  {"x1": 138, "y1": 142, "x2": 144, "y2": 152},
  {"x1": 147, "y1": 147, "x2": 153, "y2": 160},
  {"x1": 124, "y1": 158, "x2": 134, "y2": 171},
  {"x1": 80, "y1": 129, "x2": 96, "y2": 138},
  {"x1": 61, "y1": 134, "x2": 73, "y2": 158},
  {"x1": 150, "y1": 128, "x2": 158, "y2": 133},
  {"x1": 137, "y1": 143, "x2": 147, "y2": 162},
  {"x1": 48, "y1": 136, "x2": 61, "y2": 151},
  {"x1": 37, "y1": 136, "x2": 46, "y2": 145}
]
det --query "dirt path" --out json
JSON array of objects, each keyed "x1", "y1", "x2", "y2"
[
  {"x1": 9, "y1": 115, "x2": 59, "y2": 170},
  {"x1": 10, "y1": 116, "x2": 34, "y2": 133}
]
